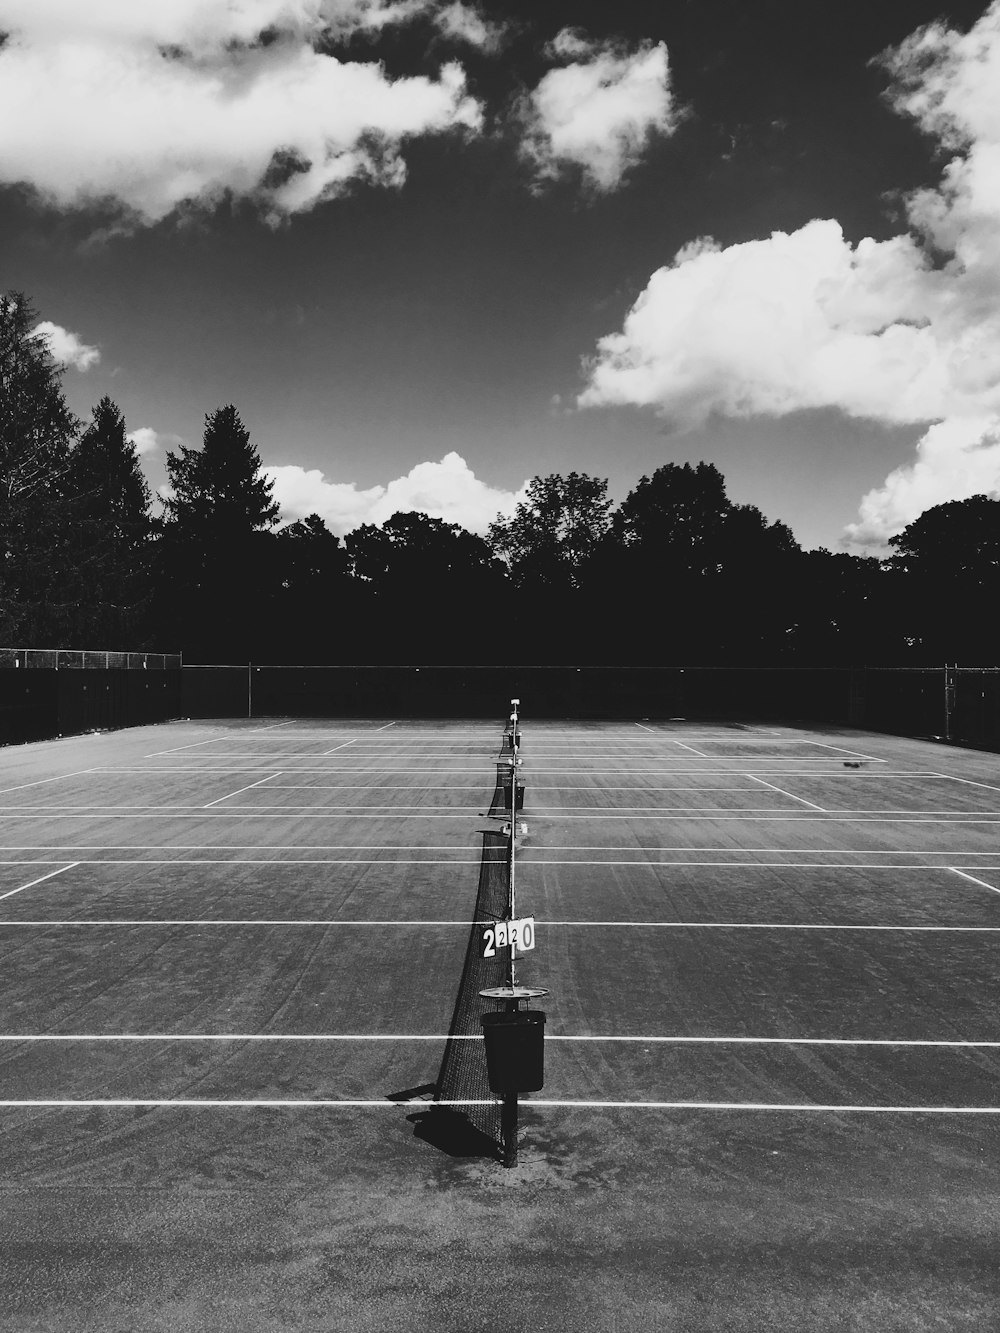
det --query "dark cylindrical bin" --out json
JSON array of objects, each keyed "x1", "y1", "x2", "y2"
[
  {"x1": 502, "y1": 779, "x2": 524, "y2": 811},
  {"x1": 481, "y1": 1009, "x2": 546, "y2": 1093}
]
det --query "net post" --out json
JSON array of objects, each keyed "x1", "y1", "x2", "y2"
[
  {"x1": 507, "y1": 697, "x2": 519, "y2": 992},
  {"x1": 505, "y1": 698, "x2": 519, "y2": 1167},
  {"x1": 501, "y1": 1090, "x2": 518, "y2": 1168},
  {"x1": 944, "y1": 663, "x2": 954, "y2": 742}
]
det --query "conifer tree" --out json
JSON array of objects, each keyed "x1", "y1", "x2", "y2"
[
  {"x1": 62, "y1": 397, "x2": 153, "y2": 644},
  {"x1": 159, "y1": 405, "x2": 279, "y2": 657},
  {"x1": 163, "y1": 404, "x2": 278, "y2": 537},
  {"x1": 0, "y1": 292, "x2": 79, "y2": 644}
]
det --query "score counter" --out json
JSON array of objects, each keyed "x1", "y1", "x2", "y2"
[{"x1": 481, "y1": 915, "x2": 535, "y2": 958}]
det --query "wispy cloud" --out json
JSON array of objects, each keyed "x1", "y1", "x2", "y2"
[
  {"x1": 578, "y1": 2, "x2": 1000, "y2": 544},
  {"x1": 266, "y1": 451, "x2": 528, "y2": 535},
  {"x1": 519, "y1": 29, "x2": 677, "y2": 192},
  {"x1": 433, "y1": 2, "x2": 508, "y2": 53},
  {"x1": 31, "y1": 320, "x2": 100, "y2": 370},
  {"x1": 0, "y1": 0, "x2": 481, "y2": 225}
]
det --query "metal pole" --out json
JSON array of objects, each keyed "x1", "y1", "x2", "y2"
[
  {"x1": 501, "y1": 1091, "x2": 518, "y2": 1168},
  {"x1": 507, "y1": 701, "x2": 518, "y2": 991},
  {"x1": 504, "y1": 698, "x2": 520, "y2": 1167},
  {"x1": 248, "y1": 662, "x2": 253, "y2": 720}
]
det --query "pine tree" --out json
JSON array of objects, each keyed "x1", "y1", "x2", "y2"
[
  {"x1": 159, "y1": 405, "x2": 279, "y2": 658},
  {"x1": 61, "y1": 397, "x2": 153, "y2": 645},
  {"x1": 163, "y1": 404, "x2": 278, "y2": 537},
  {"x1": 0, "y1": 292, "x2": 79, "y2": 644}
]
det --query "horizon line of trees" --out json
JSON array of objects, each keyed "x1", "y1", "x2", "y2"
[{"x1": 3, "y1": 289, "x2": 999, "y2": 666}]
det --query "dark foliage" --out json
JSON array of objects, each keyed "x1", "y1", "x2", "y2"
[
  {"x1": 0, "y1": 293, "x2": 79, "y2": 644},
  {"x1": 61, "y1": 397, "x2": 154, "y2": 646},
  {"x1": 158, "y1": 404, "x2": 280, "y2": 659},
  {"x1": 5, "y1": 291, "x2": 1000, "y2": 666}
]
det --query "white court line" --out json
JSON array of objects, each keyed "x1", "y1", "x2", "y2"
[
  {"x1": 521, "y1": 860, "x2": 1000, "y2": 869},
  {"x1": 803, "y1": 741, "x2": 884, "y2": 760},
  {"x1": 950, "y1": 867, "x2": 1000, "y2": 897},
  {"x1": 0, "y1": 863, "x2": 79, "y2": 902},
  {"x1": 322, "y1": 739, "x2": 358, "y2": 756},
  {"x1": 266, "y1": 785, "x2": 772, "y2": 792},
  {"x1": 65, "y1": 804, "x2": 879, "y2": 814},
  {"x1": 89, "y1": 767, "x2": 936, "y2": 776},
  {"x1": 936, "y1": 772, "x2": 1000, "y2": 794},
  {"x1": 202, "y1": 773, "x2": 282, "y2": 809},
  {"x1": 748, "y1": 774, "x2": 826, "y2": 811},
  {"x1": 524, "y1": 815, "x2": 1000, "y2": 824},
  {"x1": 635, "y1": 722, "x2": 706, "y2": 757},
  {"x1": 147, "y1": 720, "x2": 296, "y2": 757},
  {"x1": 0, "y1": 1099, "x2": 996, "y2": 1112},
  {"x1": 0, "y1": 813, "x2": 494, "y2": 821},
  {"x1": 0, "y1": 843, "x2": 507, "y2": 851},
  {"x1": 541, "y1": 921, "x2": 1000, "y2": 932},
  {"x1": 130, "y1": 759, "x2": 894, "y2": 766},
  {"x1": 526, "y1": 845, "x2": 1000, "y2": 854},
  {"x1": 373, "y1": 722, "x2": 397, "y2": 731},
  {"x1": 2, "y1": 921, "x2": 999, "y2": 932},
  {"x1": 2, "y1": 843, "x2": 999, "y2": 856},
  {"x1": 1, "y1": 1034, "x2": 998, "y2": 1047},
  {"x1": 0, "y1": 858, "x2": 486, "y2": 866},
  {"x1": 0, "y1": 768, "x2": 96, "y2": 797},
  {"x1": 1, "y1": 859, "x2": 999, "y2": 872},
  {"x1": 5, "y1": 812, "x2": 998, "y2": 824},
  {"x1": 0, "y1": 919, "x2": 496, "y2": 927}
]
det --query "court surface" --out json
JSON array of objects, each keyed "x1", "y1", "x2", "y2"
[{"x1": 1, "y1": 715, "x2": 999, "y2": 1331}]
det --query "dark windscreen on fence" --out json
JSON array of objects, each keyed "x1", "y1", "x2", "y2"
[
  {"x1": 4, "y1": 658, "x2": 999, "y2": 753},
  {"x1": 178, "y1": 664, "x2": 1000, "y2": 752},
  {"x1": 0, "y1": 650, "x2": 181, "y2": 746}
]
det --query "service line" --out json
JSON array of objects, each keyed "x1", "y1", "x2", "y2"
[
  {"x1": 5, "y1": 812, "x2": 1000, "y2": 824},
  {"x1": 0, "y1": 1099, "x2": 997, "y2": 1113},
  {"x1": 0, "y1": 1034, "x2": 998, "y2": 1047}
]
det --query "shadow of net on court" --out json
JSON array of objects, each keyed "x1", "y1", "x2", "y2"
[{"x1": 399, "y1": 754, "x2": 511, "y2": 1155}]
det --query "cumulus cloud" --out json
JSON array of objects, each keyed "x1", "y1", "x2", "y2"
[
  {"x1": 519, "y1": 29, "x2": 677, "y2": 192},
  {"x1": 266, "y1": 450, "x2": 529, "y2": 535},
  {"x1": 0, "y1": 0, "x2": 481, "y2": 224},
  {"x1": 126, "y1": 427, "x2": 167, "y2": 456},
  {"x1": 846, "y1": 417, "x2": 1000, "y2": 545},
  {"x1": 31, "y1": 320, "x2": 100, "y2": 370},
  {"x1": 578, "y1": 221, "x2": 999, "y2": 426},
  {"x1": 578, "y1": 2, "x2": 1000, "y2": 543}
]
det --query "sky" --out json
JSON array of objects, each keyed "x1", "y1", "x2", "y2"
[{"x1": 3, "y1": 0, "x2": 1000, "y2": 552}]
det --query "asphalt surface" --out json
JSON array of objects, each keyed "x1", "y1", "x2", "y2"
[{"x1": 1, "y1": 715, "x2": 999, "y2": 1330}]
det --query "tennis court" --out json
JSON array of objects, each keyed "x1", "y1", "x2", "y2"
[{"x1": 1, "y1": 714, "x2": 998, "y2": 1330}]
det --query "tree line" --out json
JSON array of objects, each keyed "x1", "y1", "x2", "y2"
[{"x1": 2, "y1": 291, "x2": 997, "y2": 665}]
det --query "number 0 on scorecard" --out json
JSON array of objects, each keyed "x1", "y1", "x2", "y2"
[{"x1": 481, "y1": 915, "x2": 536, "y2": 958}]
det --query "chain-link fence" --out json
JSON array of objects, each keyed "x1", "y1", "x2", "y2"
[{"x1": 0, "y1": 648, "x2": 180, "y2": 670}]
